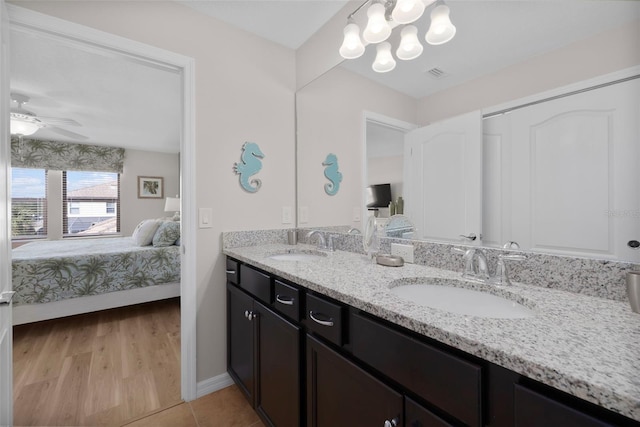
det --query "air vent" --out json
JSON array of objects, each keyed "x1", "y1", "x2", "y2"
[{"x1": 426, "y1": 67, "x2": 449, "y2": 79}]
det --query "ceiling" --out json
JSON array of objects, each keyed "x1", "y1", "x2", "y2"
[
  {"x1": 341, "y1": 0, "x2": 640, "y2": 99},
  {"x1": 179, "y1": 0, "x2": 350, "y2": 50},
  {"x1": 9, "y1": 1, "x2": 640, "y2": 151}
]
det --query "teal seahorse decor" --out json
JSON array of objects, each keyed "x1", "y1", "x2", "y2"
[
  {"x1": 322, "y1": 153, "x2": 342, "y2": 196},
  {"x1": 234, "y1": 142, "x2": 265, "y2": 193}
]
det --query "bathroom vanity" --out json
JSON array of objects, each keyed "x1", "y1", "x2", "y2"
[{"x1": 224, "y1": 243, "x2": 640, "y2": 427}]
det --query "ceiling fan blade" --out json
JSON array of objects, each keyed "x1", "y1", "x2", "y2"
[
  {"x1": 37, "y1": 116, "x2": 82, "y2": 127},
  {"x1": 47, "y1": 126, "x2": 89, "y2": 140}
]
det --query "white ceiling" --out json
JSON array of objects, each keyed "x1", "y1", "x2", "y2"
[
  {"x1": 9, "y1": 1, "x2": 640, "y2": 152},
  {"x1": 10, "y1": 26, "x2": 182, "y2": 153},
  {"x1": 179, "y1": 0, "x2": 350, "y2": 49}
]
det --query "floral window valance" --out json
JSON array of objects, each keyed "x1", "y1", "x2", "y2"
[{"x1": 11, "y1": 137, "x2": 125, "y2": 173}]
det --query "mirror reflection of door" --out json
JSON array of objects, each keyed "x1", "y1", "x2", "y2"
[
  {"x1": 485, "y1": 78, "x2": 640, "y2": 262},
  {"x1": 404, "y1": 111, "x2": 483, "y2": 244}
]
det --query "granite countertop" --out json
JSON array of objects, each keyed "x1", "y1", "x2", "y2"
[{"x1": 223, "y1": 243, "x2": 640, "y2": 422}]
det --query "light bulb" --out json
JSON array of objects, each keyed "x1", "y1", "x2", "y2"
[
  {"x1": 363, "y1": 2, "x2": 392, "y2": 44},
  {"x1": 10, "y1": 118, "x2": 40, "y2": 136},
  {"x1": 372, "y1": 42, "x2": 396, "y2": 73},
  {"x1": 391, "y1": 0, "x2": 428, "y2": 24},
  {"x1": 339, "y1": 22, "x2": 365, "y2": 59},
  {"x1": 396, "y1": 25, "x2": 423, "y2": 60},
  {"x1": 425, "y1": 4, "x2": 456, "y2": 45}
]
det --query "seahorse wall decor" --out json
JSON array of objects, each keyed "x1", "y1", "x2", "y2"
[
  {"x1": 233, "y1": 141, "x2": 265, "y2": 193},
  {"x1": 322, "y1": 153, "x2": 342, "y2": 196}
]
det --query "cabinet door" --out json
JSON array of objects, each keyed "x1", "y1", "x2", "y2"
[
  {"x1": 255, "y1": 302, "x2": 301, "y2": 427},
  {"x1": 514, "y1": 385, "x2": 612, "y2": 427},
  {"x1": 307, "y1": 335, "x2": 402, "y2": 427},
  {"x1": 227, "y1": 283, "x2": 256, "y2": 405}
]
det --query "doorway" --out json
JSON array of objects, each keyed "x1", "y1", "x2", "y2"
[{"x1": 5, "y1": 4, "x2": 196, "y2": 424}]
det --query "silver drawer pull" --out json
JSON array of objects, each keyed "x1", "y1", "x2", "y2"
[
  {"x1": 384, "y1": 418, "x2": 399, "y2": 427},
  {"x1": 0, "y1": 291, "x2": 15, "y2": 305},
  {"x1": 276, "y1": 295, "x2": 294, "y2": 306},
  {"x1": 225, "y1": 270, "x2": 236, "y2": 274},
  {"x1": 309, "y1": 310, "x2": 334, "y2": 327}
]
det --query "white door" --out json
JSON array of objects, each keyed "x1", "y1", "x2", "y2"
[
  {"x1": 509, "y1": 78, "x2": 640, "y2": 261},
  {"x1": 0, "y1": 0, "x2": 14, "y2": 425},
  {"x1": 403, "y1": 111, "x2": 482, "y2": 244}
]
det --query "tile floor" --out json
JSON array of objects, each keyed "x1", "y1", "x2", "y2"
[{"x1": 123, "y1": 384, "x2": 264, "y2": 427}]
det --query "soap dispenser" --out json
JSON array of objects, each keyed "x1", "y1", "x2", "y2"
[{"x1": 396, "y1": 196, "x2": 404, "y2": 214}]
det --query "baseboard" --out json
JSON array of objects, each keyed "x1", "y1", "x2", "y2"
[{"x1": 196, "y1": 372, "x2": 234, "y2": 398}]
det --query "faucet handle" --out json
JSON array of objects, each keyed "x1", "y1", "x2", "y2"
[
  {"x1": 490, "y1": 253, "x2": 525, "y2": 286},
  {"x1": 451, "y1": 247, "x2": 467, "y2": 255}
]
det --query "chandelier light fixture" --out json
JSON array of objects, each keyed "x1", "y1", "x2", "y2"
[{"x1": 339, "y1": 0, "x2": 456, "y2": 73}]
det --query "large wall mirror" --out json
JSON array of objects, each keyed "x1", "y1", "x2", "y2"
[{"x1": 296, "y1": 0, "x2": 640, "y2": 262}]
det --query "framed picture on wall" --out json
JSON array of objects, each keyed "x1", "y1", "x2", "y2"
[{"x1": 138, "y1": 176, "x2": 164, "y2": 199}]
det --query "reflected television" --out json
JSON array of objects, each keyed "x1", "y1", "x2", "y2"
[{"x1": 366, "y1": 183, "x2": 392, "y2": 208}]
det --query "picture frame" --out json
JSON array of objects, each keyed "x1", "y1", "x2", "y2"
[{"x1": 138, "y1": 176, "x2": 164, "y2": 199}]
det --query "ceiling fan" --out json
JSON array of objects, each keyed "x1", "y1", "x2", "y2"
[{"x1": 10, "y1": 93, "x2": 88, "y2": 140}]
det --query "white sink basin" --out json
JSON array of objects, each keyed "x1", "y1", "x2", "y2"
[
  {"x1": 267, "y1": 251, "x2": 326, "y2": 262},
  {"x1": 390, "y1": 279, "x2": 534, "y2": 319}
]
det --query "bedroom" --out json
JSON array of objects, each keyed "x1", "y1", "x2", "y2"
[{"x1": 7, "y1": 10, "x2": 184, "y2": 424}]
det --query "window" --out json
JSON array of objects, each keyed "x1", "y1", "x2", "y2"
[
  {"x1": 63, "y1": 171, "x2": 120, "y2": 237},
  {"x1": 11, "y1": 168, "x2": 47, "y2": 239}
]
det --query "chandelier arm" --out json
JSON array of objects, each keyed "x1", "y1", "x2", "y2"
[{"x1": 347, "y1": 0, "x2": 373, "y2": 20}]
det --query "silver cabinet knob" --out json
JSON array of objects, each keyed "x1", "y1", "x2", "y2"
[{"x1": 384, "y1": 418, "x2": 398, "y2": 427}]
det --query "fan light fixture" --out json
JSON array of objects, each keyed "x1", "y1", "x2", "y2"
[
  {"x1": 339, "y1": 0, "x2": 455, "y2": 73},
  {"x1": 10, "y1": 116, "x2": 40, "y2": 136}
]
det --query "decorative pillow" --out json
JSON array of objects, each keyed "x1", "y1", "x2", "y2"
[
  {"x1": 153, "y1": 221, "x2": 181, "y2": 247},
  {"x1": 132, "y1": 219, "x2": 161, "y2": 246}
]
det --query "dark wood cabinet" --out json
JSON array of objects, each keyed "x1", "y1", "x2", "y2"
[
  {"x1": 226, "y1": 257, "x2": 640, "y2": 427},
  {"x1": 255, "y1": 300, "x2": 301, "y2": 427},
  {"x1": 227, "y1": 265, "x2": 302, "y2": 427},
  {"x1": 306, "y1": 334, "x2": 402, "y2": 427},
  {"x1": 227, "y1": 282, "x2": 256, "y2": 404},
  {"x1": 514, "y1": 384, "x2": 613, "y2": 427}
]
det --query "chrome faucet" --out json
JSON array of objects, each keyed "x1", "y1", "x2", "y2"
[
  {"x1": 307, "y1": 230, "x2": 326, "y2": 249},
  {"x1": 307, "y1": 230, "x2": 336, "y2": 251},
  {"x1": 452, "y1": 247, "x2": 489, "y2": 281},
  {"x1": 488, "y1": 253, "x2": 526, "y2": 286}
]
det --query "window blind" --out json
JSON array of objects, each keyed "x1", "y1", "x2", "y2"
[
  {"x1": 11, "y1": 168, "x2": 47, "y2": 239},
  {"x1": 63, "y1": 171, "x2": 120, "y2": 237}
]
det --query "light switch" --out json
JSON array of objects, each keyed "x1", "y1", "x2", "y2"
[
  {"x1": 299, "y1": 206, "x2": 309, "y2": 224},
  {"x1": 282, "y1": 206, "x2": 292, "y2": 224},
  {"x1": 199, "y1": 208, "x2": 213, "y2": 228}
]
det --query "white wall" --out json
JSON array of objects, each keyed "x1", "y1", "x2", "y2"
[
  {"x1": 416, "y1": 19, "x2": 640, "y2": 124},
  {"x1": 11, "y1": 1, "x2": 297, "y2": 384},
  {"x1": 120, "y1": 149, "x2": 179, "y2": 235},
  {"x1": 296, "y1": 66, "x2": 416, "y2": 229}
]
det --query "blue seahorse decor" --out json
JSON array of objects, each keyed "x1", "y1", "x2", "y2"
[
  {"x1": 322, "y1": 153, "x2": 342, "y2": 196},
  {"x1": 234, "y1": 142, "x2": 265, "y2": 193}
]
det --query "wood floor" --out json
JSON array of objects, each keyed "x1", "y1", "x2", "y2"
[{"x1": 13, "y1": 298, "x2": 182, "y2": 426}]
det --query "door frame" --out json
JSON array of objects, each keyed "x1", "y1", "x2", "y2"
[
  {"x1": 6, "y1": 5, "x2": 198, "y2": 401},
  {"x1": 361, "y1": 111, "x2": 417, "y2": 226}
]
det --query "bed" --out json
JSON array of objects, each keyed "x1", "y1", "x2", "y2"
[{"x1": 12, "y1": 236, "x2": 181, "y2": 325}]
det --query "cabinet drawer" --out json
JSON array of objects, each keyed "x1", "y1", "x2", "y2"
[
  {"x1": 305, "y1": 293, "x2": 343, "y2": 346},
  {"x1": 226, "y1": 258, "x2": 239, "y2": 285},
  {"x1": 514, "y1": 385, "x2": 612, "y2": 427},
  {"x1": 350, "y1": 311, "x2": 482, "y2": 427},
  {"x1": 239, "y1": 264, "x2": 271, "y2": 303},
  {"x1": 273, "y1": 280, "x2": 301, "y2": 322},
  {"x1": 406, "y1": 397, "x2": 454, "y2": 427}
]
